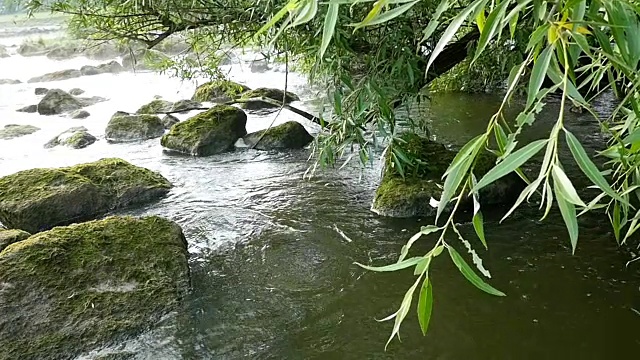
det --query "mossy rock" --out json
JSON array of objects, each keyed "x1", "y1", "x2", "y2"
[
  {"x1": 27, "y1": 69, "x2": 82, "y2": 83},
  {"x1": 371, "y1": 134, "x2": 525, "y2": 218},
  {"x1": 45, "y1": 127, "x2": 96, "y2": 149},
  {"x1": 191, "y1": 80, "x2": 250, "y2": 103},
  {"x1": 37, "y1": 89, "x2": 82, "y2": 115},
  {"x1": 0, "y1": 124, "x2": 40, "y2": 140},
  {"x1": 243, "y1": 121, "x2": 313, "y2": 150},
  {"x1": 238, "y1": 87, "x2": 299, "y2": 112},
  {"x1": 105, "y1": 114, "x2": 165, "y2": 142},
  {"x1": 35, "y1": 87, "x2": 48, "y2": 95},
  {"x1": 0, "y1": 158, "x2": 172, "y2": 233},
  {"x1": 0, "y1": 229, "x2": 30, "y2": 252},
  {"x1": 161, "y1": 105, "x2": 247, "y2": 156},
  {"x1": 0, "y1": 215, "x2": 190, "y2": 360},
  {"x1": 135, "y1": 99, "x2": 173, "y2": 114}
]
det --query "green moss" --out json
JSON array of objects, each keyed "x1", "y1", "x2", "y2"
[
  {"x1": 0, "y1": 216, "x2": 190, "y2": 360},
  {"x1": 135, "y1": 99, "x2": 173, "y2": 114},
  {"x1": 191, "y1": 80, "x2": 250, "y2": 102},
  {"x1": 0, "y1": 229, "x2": 31, "y2": 252},
  {"x1": 105, "y1": 114, "x2": 165, "y2": 142},
  {"x1": 244, "y1": 121, "x2": 313, "y2": 150},
  {"x1": 0, "y1": 158, "x2": 171, "y2": 233},
  {"x1": 161, "y1": 105, "x2": 247, "y2": 155}
]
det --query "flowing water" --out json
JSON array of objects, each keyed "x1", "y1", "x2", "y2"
[{"x1": 1, "y1": 14, "x2": 639, "y2": 359}]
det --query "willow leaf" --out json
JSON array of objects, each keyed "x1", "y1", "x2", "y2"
[
  {"x1": 417, "y1": 278, "x2": 434, "y2": 335},
  {"x1": 473, "y1": 139, "x2": 548, "y2": 192},
  {"x1": 554, "y1": 180, "x2": 579, "y2": 254},
  {"x1": 320, "y1": 3, "x2": 340, "y2": 59},
  {"x1": 447, "y1": 246, "x2": 506, "y2": 296}
]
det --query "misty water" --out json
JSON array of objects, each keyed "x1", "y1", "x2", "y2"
[{"x1": 1, "y1": 14, "x2": 639, "y2": 359}]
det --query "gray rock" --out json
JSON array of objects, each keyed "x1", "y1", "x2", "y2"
[
  {"x1": 0, "y1": 229, "x2": 30, "y2": 252},
  {"x1": 105, "y1": 113, "x2": 165, "y2": 142},
  {"x1": 238, "y1": 87, "x2": 300, "y2": 113},
  {"x1": 37, "y1": 89, "x2": 83, "y2": 115},
  {"x1": 136, "y1": 99, "x2": 173, "y2": 114},
  {"x1": 27, "y1": 69, "x2": 82, "y2": 83},
  {"x1": 0, "y1": 216, "x2": 190, "y2": 360},
  {"x1": 243, "y1": 121, "x2": 313, "y2": 150},
  {"x1": 17, "y1": 42, "x2": 48, "y2": 57},
  {"x1": 80, "y1": 65, "x2": 101, "y2": 76},
  {"x1": 34, "y1": 87, "x2": 48, "y2": 95},
  {"x1": 0, "y1": 79, "x2": 20, "y2": 85},
  {"x1": 0, "y1": 45, "x2": 8, "y2": 58},
  {"x1": 0, "y1": 158, "x2": 173, "y2": 233},
  {"x1": 170, "y1": 99, "x2": 201, "y2": 113},
  {"x1": 16, "y1": 105, "x2": 38, "y2": 113},
  {"x1": 97, "y1": 60, "x2": 124, "y2": 74},
  {"x1": 69, "y1": 109, "x2": 90, "y2": 119},
  {"x1": 161, "y1": 114, "x2": 180, "y2": 129},
  {"x1": 122, "y1": 49, "x2": 169, "y2": 71},
  {"x1": 0, "y1": 124, "x2": 40, "y2": 140},
  {"x1": 161, "y1": 105, "x2": 247, "y2": 156},
  {"x1": 69, "y1": 88, "x2": 85, "y2": 96},
  {"x1": 46, "y1": 45, "x2": 80, "y2": 60},
  {"x1": 45, "y1": 126, "x2": 97, "y2": 149}
]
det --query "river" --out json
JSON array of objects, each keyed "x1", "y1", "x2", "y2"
[{"x1": 1, "y1": 14, "x2": 639, "y2": 360}]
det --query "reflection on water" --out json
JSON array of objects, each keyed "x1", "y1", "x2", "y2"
[{"x1": 0, "y1": 18, "x2": 639, "y2": 360}]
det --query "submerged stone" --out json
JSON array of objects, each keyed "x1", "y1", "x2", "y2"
[
  {"x1": 69, "y1": 88, "x2": 85, "y2": 96},
  {"x1": 37, "y1": 89, "x2": 82, "y2": 115},
  {"x1": 69, "y1": 109, "x2": 90, "y2": 119},
  {"x1": 161, "y1": 114, "x2": 180, "y2": 129},
  {"x1": 105, "y1": 114, "x2": 165, "y2": 142},
  {"x1": 34, "y1": 87, "x2": 48, "y2": 95},
  {"x1": 0, "y1": 216, "x2": 190, "y2": 360},
  {"x1": 170, "y1": 99, "x2": 201, "y2": 113},
  {"x1": 27, "y1": 69, "x2": 82, "y2": 83},
  {"x1": 371, "y1": 134, "x2": 524, "y2": 218},
  {"x1": 0, "y1": 124, "x2": 40, "y2": 140},
  {"x1": 191, "y1": 80, "x2": 250, "y2": 103},
  {"x1": 16, "y1": 104, "x2": 38, "y2": 113},
  {"x1": 0, "y1": 229, "x2": 30, "y2": 252},
  {"x1": 135, "y1": 99, "x2": 173, "y2": 114},
  {"x1": 160, "y1": 105, "x2": 247, "y2": 156},
  {"x1": 243, "y1": 121, "x2": 313, "y2": 150},
  {"x1": 0, "y1": 158, "x2": 172, "y2": 233},
  {"x1": 45, "y1": 126, "x2": 96, "y2": 149},
  {"x1": 238, "y1": 87, "x2": 299, "y2": 112}
]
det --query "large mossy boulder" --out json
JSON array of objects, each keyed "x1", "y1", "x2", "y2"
[
  {"x1": 191, "y1": 80, "x2": 250, "y2": 103},
  {"x1": 0, "y1": 216, "x2": 190, "y2": 360},
  {"x1": 238, "y1": 87, "x2": 299, "y2": 112},
  {"x1": 243, "y1": 121, "x2": 313, "y2": 150},
  {"x1": 0, "y1": 158, "x2": 172, "y2": 233},
  {"x1": 0, "y1": 124, "x2": 40, "y2": 140},
  {"x1": 27, "y1": 69, "x2": 82, "y2": 83},
  {"x1": 0, "y1": 229, "x2": 30, "y2": 252},
  {"x1": 371, "y1": 134, "x2": 525, "y2": 218},
  {"x1": 105, "y1": 113, "x2": 165, "y2": 142},
  {"x1": 37, "y1": 89, "x2": 83, "y2": 115},
  {"x1": 135, "y1": 99, "x2": 173, "y2": 114},
  {"x1": 161, "y1": 105, "x2": 247, "y2": 156},
  {"x1": 45, "y1": 127, "x2": 97, "y2": 149}
]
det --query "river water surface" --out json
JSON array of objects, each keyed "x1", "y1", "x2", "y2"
[{"x1": 1, "y1": 15, "x2": 639, "y2": 359}]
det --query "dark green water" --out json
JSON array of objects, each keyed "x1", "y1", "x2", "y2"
[{"x1": 108, "y1": 93, "x2": 639, "y2": 359}]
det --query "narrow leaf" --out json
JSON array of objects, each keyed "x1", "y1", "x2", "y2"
[
  {"x1": 447, "y1": 246, "x2": 506, "y2": 296},
  {"x1": 527, "y1": 45, "x2": 553, "y2": 109},
  {"x1": 320, "y1": 3, "x2": 340, "y2": 59},
  {"x1": 417, "y1": 278, "x2": 434, "y2": 335},
  {"x1": 554, "y1": 180, "x2": 579, "y2": 254},
  {"x1": 355, "y1": 256, "x2": 423, "y2": 272},
  {"x1": 551, "y1": 164, "x2": 586, "y2": 206},
  {"x1": 473, "y1": 139, "x2": 548, "y2": 192}
]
